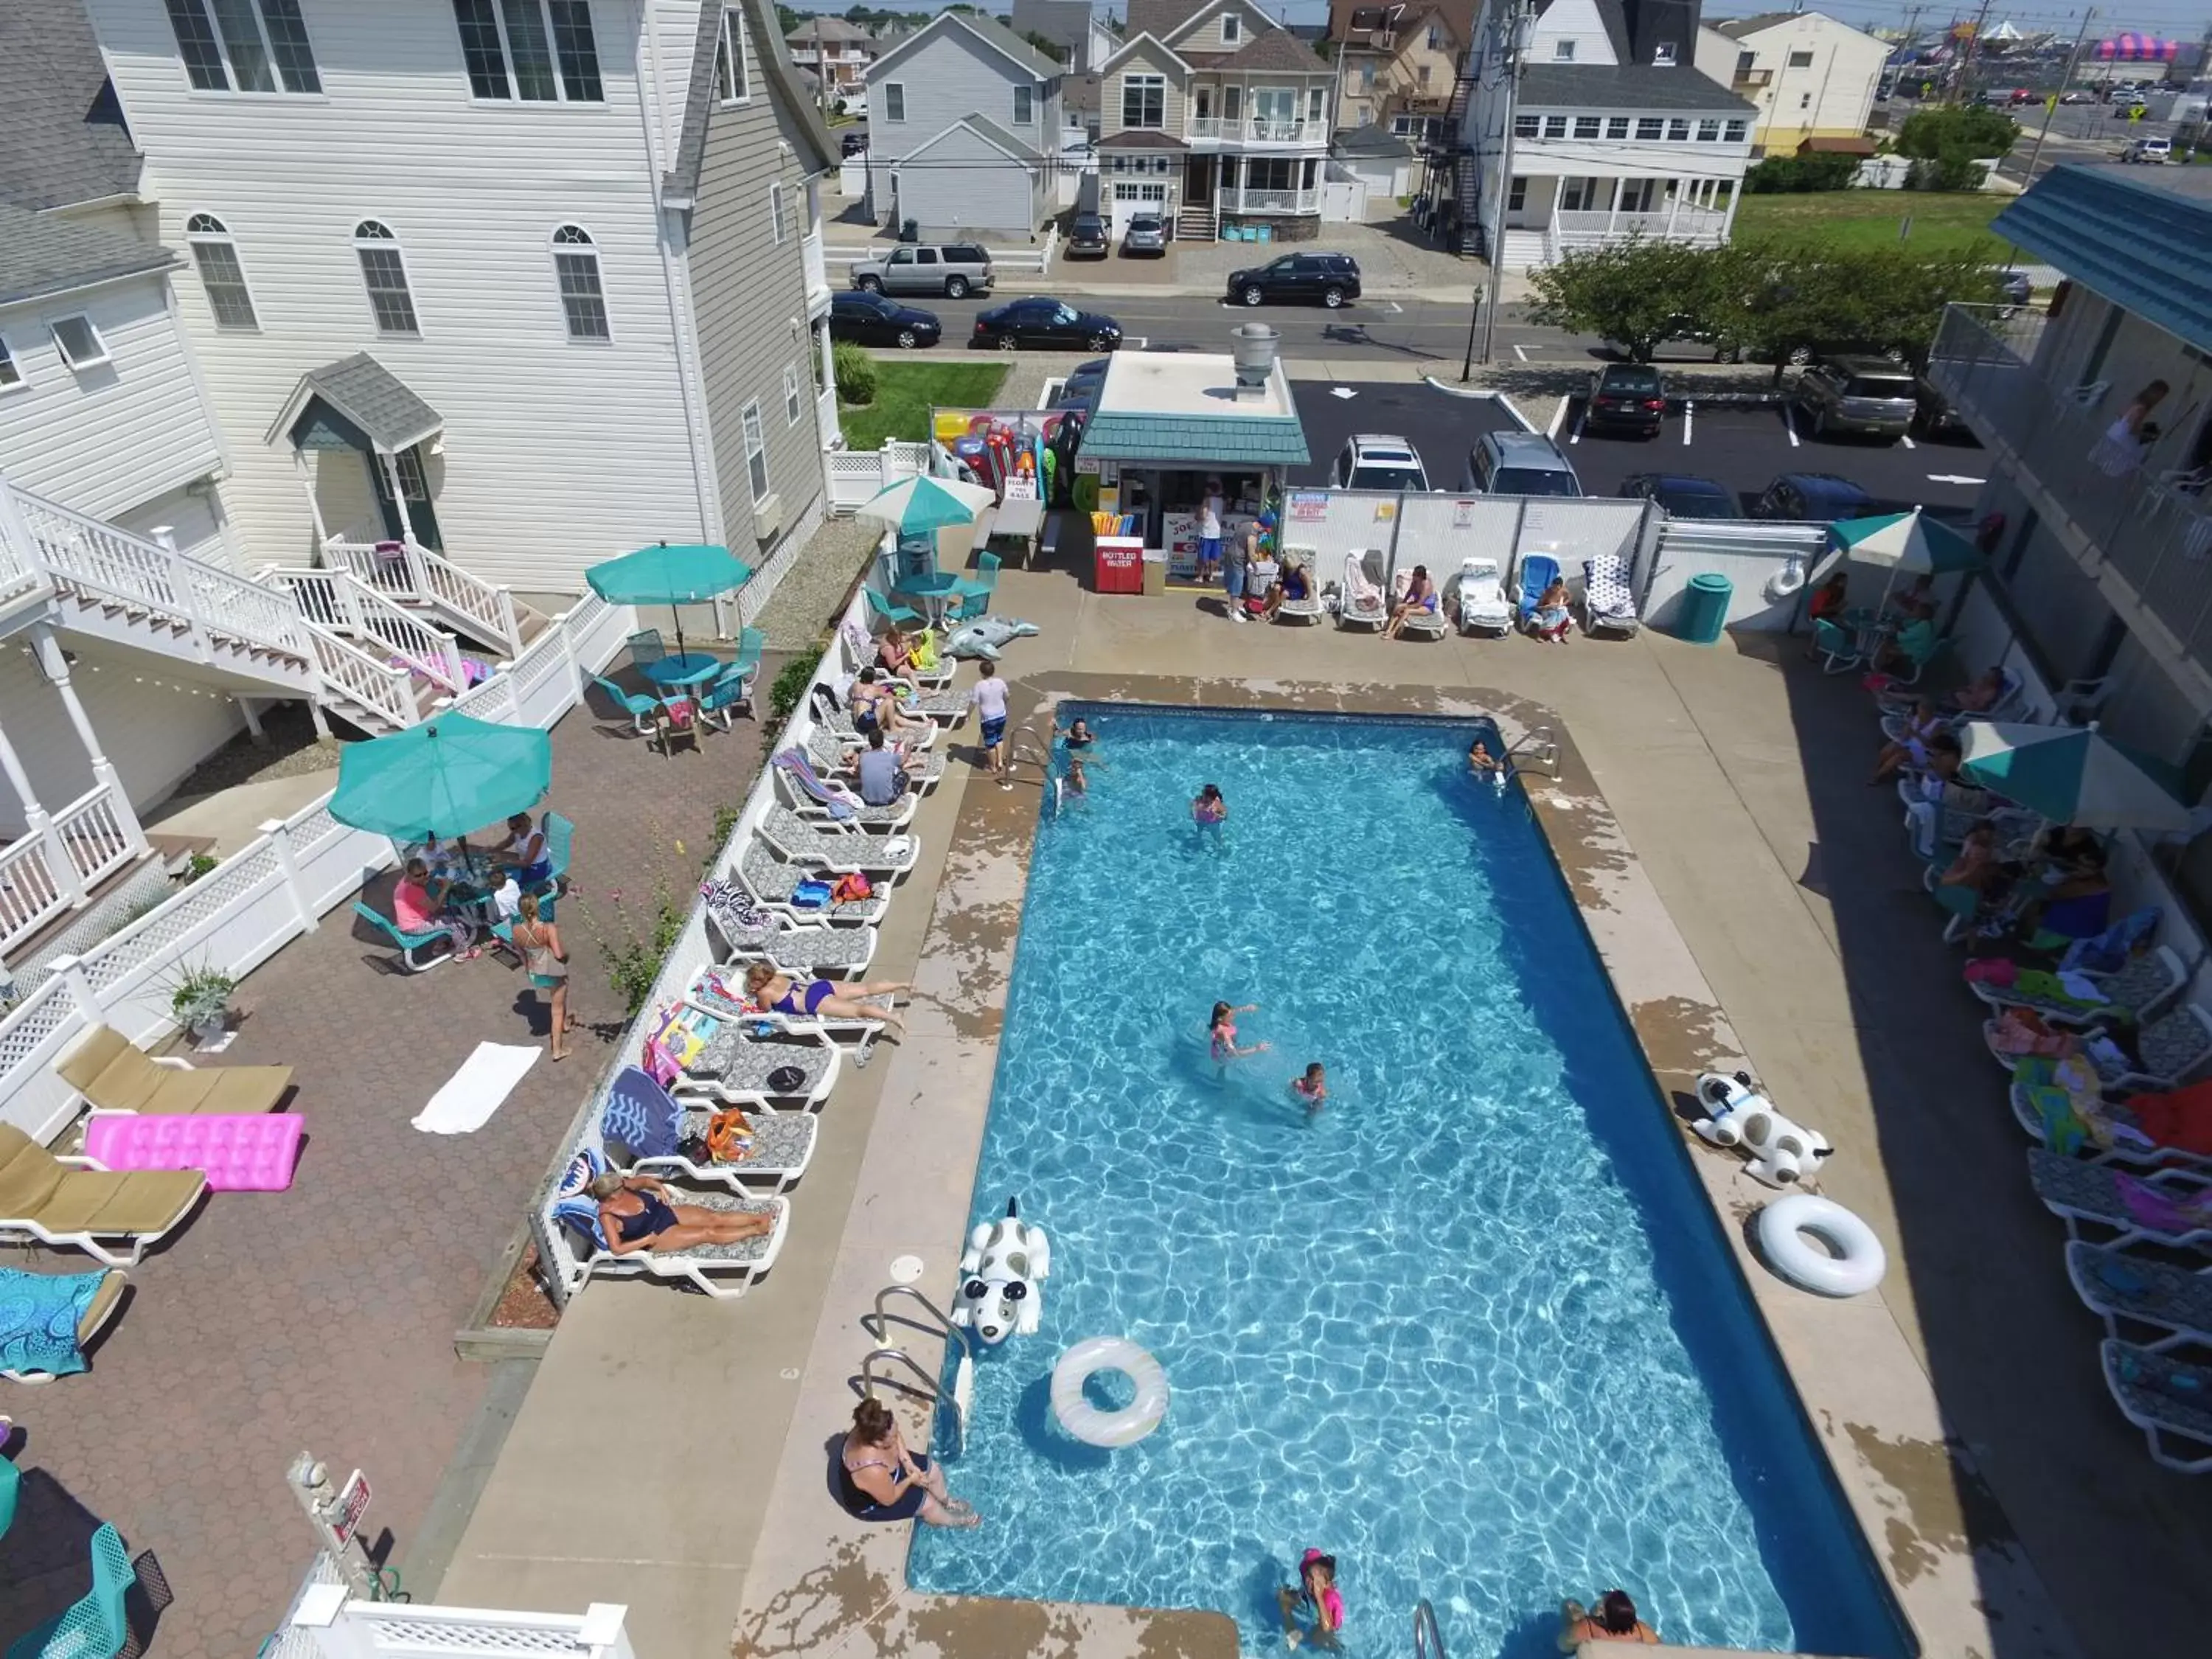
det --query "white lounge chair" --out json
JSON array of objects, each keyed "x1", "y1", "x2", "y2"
[
  {"x1": 835, "y1": 672, "x2": 967, "y2": 727},
  {"x1": 2066, "y1": 1242, "x2": 2212, "y2": 1344},
  {"x1": 1388, "y1": 566, "x2": 1449, "y2": 640},
  {"x1": 1983, "y1": 1001, "x2": 2212, "y2": 1089},
  {"x1": 2101, "y1": 1339, "x2": 2212, "y2": 1473},
  {"x1": 1276, "y1": 547, "x2": 1326, "y2": 625},
  {"x1": 810, "y1": 686, "x2": 939, "y2": 751},
  {"x1": 651, "y1": 994, "x2": 845, "y2": 1108},
  {"x1": 703, "y1": 881, "x2": 880, "y2": 976},
  {"x1": 2009, "y1": 1057, "x2": 2212, "y2": 1173},
  {"x1": 840, "y1": 617, "x2": 953, "y2": 689},
  {"x1": 689, "y1": 967, "x2": 900, "y2": 1071},
  {"x1": 1452, "y1": 557, "x2": 1512, "y2": 636},
  {"x1": 548, "y1": 1183, "x2": 790, "y2": 1300},
  {"x1": 1580, "y1": 551, "x2": 1641, "y2": 637},
  {"x1": 772, "y1": 748, "x2": 919, "y2": 832},
  {"x1": 804, "y1": 726, "x2": 946, "y2": 794},
  {"x1": 737, "y1": 842, "x2": 888, "y2": 927},
  {"x1": 759, "y1": 806, "x2": 919, "y2": 879},
  {"x1": 2027, "y1": 1148, "x2": 2212, "y2": 1250},
  {"x1": 1970, "y1": 945, "x2": 2188, "y2": 1029},
  {"x1": 599, "y1": 1060, "x2": 821, "y2": 1197},
  {"x1": 1336, "y1": 550, "x2": 1387, "y2": 631}
]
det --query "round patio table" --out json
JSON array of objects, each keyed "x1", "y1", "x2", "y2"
[
  {"x1": 894, "y1": 572, "x2": 966, "y2": 630},
  {"x1": 641, "y1": 653, "x2": 723, "y2": 690}
]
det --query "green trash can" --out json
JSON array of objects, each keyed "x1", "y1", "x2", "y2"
[{"x1": 1677, "y1": 572, "x2": 1733, "y2": 644}]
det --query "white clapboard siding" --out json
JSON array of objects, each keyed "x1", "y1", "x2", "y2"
[
  {"x1": 0, "y1": 275, "x2": 228, "y2": 524},
  {"x1": 86, "y1": 0, "x2": 712, "y2": 592}
]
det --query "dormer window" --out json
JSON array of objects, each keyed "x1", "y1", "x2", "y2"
[
  {"x1": 1222, "y1": 14, "x2": 1240, "y2": 44},
  {"x1": 1654, "y1": 41, "x2": 1678, "y2": 66},
  {"x1": 1553, "y1": 40, "x2": 1574, "y2": 61}
]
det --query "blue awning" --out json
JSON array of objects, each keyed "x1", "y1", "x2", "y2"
[{"x1": 1992, "y1": 164, "x2": 2212, "y2": 355}]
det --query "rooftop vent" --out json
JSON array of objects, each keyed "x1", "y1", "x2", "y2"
[{"x1": 1231, "y1": 322, "x2": 1279, "y2": 401}]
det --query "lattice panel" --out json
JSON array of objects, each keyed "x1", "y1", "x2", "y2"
[
  {"x1": 0, "y1": 980, "x2": 73, "y2": 1076},
  {"x1": 288, "y1": 804, "x2": 341, "y2": 849},
  {"x1": 364, "y1": 1615, "x2": 586, "y2": 1654},
  {"x1": 80, "y1": 845, "x2": 278, "y2": 995}
]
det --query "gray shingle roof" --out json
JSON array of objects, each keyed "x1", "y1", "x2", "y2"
[
  {"x1": 967, "y1": 112, "x2": 1044, "y2": 161},
  {"x1": 1518, "y1": 64, "x2": 1758, "y2": 114},
  {"x1": 0, "y1": 0, "x2": 143, "y2": 212},
  {"x1": 875, "y1": 11, "x2": 1062, "y2": 81},
  {"x1": 664, "y1": 0, "x2": 838, "y2": 207},
  {"x1": 1100, "y1": 129, "x2": 1191, "y2": 150},
  {"x1": 0, "y1": 201, "x2": 173, "y2": 307},
  {"x1": 1213, "y1": 28, "x2": 1332, "y2": 73},
  {"x1": 270, "y1": 355, "x2": 443, "y2": 453},
  {"x1": 1080, "y1": 408, "x2": 1310, "y2": 465},
  {"x1": 1334, "y1": 125, "x2": 1417, "y2": 159}
]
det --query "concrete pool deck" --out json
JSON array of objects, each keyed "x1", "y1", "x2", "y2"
[{"x1": 435, "y1": 567, "x2": 2209, "y2": 1659}]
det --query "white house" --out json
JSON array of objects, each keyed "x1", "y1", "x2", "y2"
[
  {"x1": 1441, "y1": 0, "x2": 1754, "y2": 269},
  {"x1": 79, "y1": 0, "x2": 838, "y2": 594},
  {"x1": 1695, "y1": 11, "x2": 1887, "y2": 153}
]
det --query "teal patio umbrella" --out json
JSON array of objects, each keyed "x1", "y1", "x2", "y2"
[
  {"x1": 586, "y1": 542, "x2": 754, "y2": 660},
  {"x1": 855, "y1": 473, "x2": 996, "y2": 538},
  {"x1": 331, "y1": 714, "x2": 553, "y2": 841},
  {"x1": 1960, "y1": 720, "x2": 2191, "y2": 832},
  {"x1": 1812, "y1": 509, "x2": 1986, "y2": 607}
]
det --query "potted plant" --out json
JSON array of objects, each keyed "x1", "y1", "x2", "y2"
[{"x1": 169, "y1": 965, "x2": 236, "y2": 1043}]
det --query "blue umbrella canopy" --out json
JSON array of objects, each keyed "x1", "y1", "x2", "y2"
[
  {"x1": 586, "y1": 543, "x2": 754, "y2": 659},
  {"x1": 331, "y1": 714, "x2": 552, "y2": 841},
  {"x1": 855, "y1": 473, "x2": 996, "y2": 536},
  {"x1": 1960, "y1": 720, "x2": 2191, "y2": 832}
]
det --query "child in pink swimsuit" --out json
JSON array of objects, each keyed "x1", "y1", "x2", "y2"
[{"x1": 1279, "y1": 1549, "x2": 1343, "y2": 1649}]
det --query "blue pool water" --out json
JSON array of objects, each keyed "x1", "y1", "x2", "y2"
[{"x1": 908, "y1": 709, "x2": 1908, "y2": 1659}]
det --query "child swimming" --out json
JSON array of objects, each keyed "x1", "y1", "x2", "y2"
[
  {"x1": 1192, "y1": 783, "x2": 1227, "y2": 846},
  {"x1": 1065, "y1": 754, "x2": 1096, "y2": 797},
  {"x1": 1209, "y1": 1001, "x2": 1267, "y2": 1068},
  {"x1": 1290, "y1": 1062, "x2": 1327, "y2": 1119},
  {"x1": 1468, "y1": 737, "x2": 1506, "y2": 793},
  {"x1": 1057, "y1": 715, "x2": 1096, "y2": 751},
  {"x1": 1278, "y1": 1549, "x2": 1343, "y2": 1650}
]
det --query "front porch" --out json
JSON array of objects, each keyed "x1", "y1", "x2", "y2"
[
  {"x1": 1500, "y1": 173, "x2": 1740, "y2": 268},
  {"x1": 1175, "y1": 150, "x2": 1326, "y2": 238}
]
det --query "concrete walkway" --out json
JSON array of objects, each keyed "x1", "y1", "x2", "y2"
[{"x1": 439, "y1": 569, "x2": 2210, "y2": 1659}]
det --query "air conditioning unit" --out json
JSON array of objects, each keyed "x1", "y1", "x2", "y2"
[{"x1": 754, "y1": 493, "x2": 784, "y2": 540}]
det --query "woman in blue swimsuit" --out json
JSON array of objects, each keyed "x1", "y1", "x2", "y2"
[
  {"x1": 742, "y1": 963, "x2": 911, "y2": 1035},
  {"x1": 838, "y1": 1397, "x2": 979, "y2": 1526},
  {"x1": 588, "y1": 1172, "x2": 773, "y2": 1252}
]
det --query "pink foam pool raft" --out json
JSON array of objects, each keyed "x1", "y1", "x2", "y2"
[{"x1": 83, "y1": 1112, "x2": 304, "y2": 1192}]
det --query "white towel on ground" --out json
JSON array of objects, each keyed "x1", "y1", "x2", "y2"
[{"x1": 412, "y1": 1042, "x2": 540, "y2": 1134}]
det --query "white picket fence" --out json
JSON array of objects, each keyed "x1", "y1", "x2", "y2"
[
  {"x1": 826, "y1": 439, "x2": 933, "y2": 512},
  {"x1": 0, "y1": 595, "x2": 636, "y2": 1141},
  {"x1": 271, "y1": 1559, "x2": 635, "y2": 1659}
]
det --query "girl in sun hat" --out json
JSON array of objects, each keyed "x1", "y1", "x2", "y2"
[{"x1": 1278, "y1": 1549, "x2": 1343, "y2": 1649}]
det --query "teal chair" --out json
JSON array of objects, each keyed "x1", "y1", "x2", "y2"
[
  {"x1": 1809, "y1": 618, "x2": 1863, "y2": 674},
  {"x1": 865, "y1": 588, "x2": 922, "y2": 628},
  {"x1": 698, "y1": 666, "x2": 756, "y2": 730},
  {"x1": 626, "y1": 629, "x2": 665, "y2": 667},
  {"x1": 950, "y1": 552, "x2": 1001, "y2": 620},
  {"x1": 726, "y1": 625, "x2": 765, "y2": 681},
  {"x1": 353, "y1": 900, "x2": 455, "y2": 973},
  {"x1": 1, "y1": 1453, "x2": 18, "y2": 1541},
  {"x1": 533, "y1": 813, "x2": 574, "y2": 896},
  {"x1": 591, "y1": 674, "x2": 658, "y2": 734},
  {"x1": 1884, "y1": 630, "x2": 1951, "y2": 687},
  {"x1": 6, "y1": 1521, "x2": 136, "y2": 1659}
]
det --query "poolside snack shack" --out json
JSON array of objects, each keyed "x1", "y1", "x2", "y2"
[{"x1": 1072, "y1": 324, "x2": 1309, "y2": 589}]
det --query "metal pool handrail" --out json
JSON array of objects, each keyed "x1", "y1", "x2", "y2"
[
  {"x1": 1507, "y1": 725, "x2": 1561, "y2": 777},
  {"x1": 865, "y1": 1283, "x2": 974, "y2": 1357},
  {"x1": 1413, "y1": 1598, "x2": 1447, "y2": 1659}
]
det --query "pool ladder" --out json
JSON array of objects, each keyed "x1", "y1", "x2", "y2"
[
  {"x1": 860, "y1": 1284, "x2": 975, "y2": 1455},
  {"x1": 1413, "y1": 1598, "x2": 1448, "y2": 1659},
  {"x1": 1506, "y1": 726, "x2": 1560, "y2": 779}
]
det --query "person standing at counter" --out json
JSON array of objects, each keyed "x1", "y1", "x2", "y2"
[
  {"x1": 1197, "y1": 480, "x2": 1225, "y2": 585},
  {"x1": 1222, "y1": 515, "x2": 1251, "y2": 624}
]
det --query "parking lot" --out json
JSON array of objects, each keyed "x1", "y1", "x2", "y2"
[{"x1": 1281, "y1": 378, "x2": 1989, "y2": 518}]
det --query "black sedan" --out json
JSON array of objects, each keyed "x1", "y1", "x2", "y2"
[
  {"x1": 1618, "y1": 473, "x2": 1741, "y2": 518},
  {"x1": 972, "y1": 297, "x2": 1122, "y2": 352},
  {"x1": 830, "y1": 291, "x2": 941, "y2": 349},
  {"x1": 1585, "y1": 364, "x2": 1666, "y2": 438}
]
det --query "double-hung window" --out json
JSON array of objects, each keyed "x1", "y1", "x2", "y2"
[
  {"x1": 1604, "y1": 116, "x2": 1630, "y2": 138},
  {"x1": 164, "y1": 0, "x2": 321, "y2": 94},
  {"x1": 353, "y1": 221, "x2": 421, "y2": 336},
  {"x1": 185, "y1": 215, "x2": 259, "y2": 329},
  {"x1": 783, "y1": 363, "x2": 802, "y2": 426},
  {"x1": 1122, "y1": 74, "x2": 1164, "y2": 129},
  {"x1": 1666, "y1": 117, "x2": 1690, "y2": 140},
  {"x1": 1573, "y1": 116, "x2": 1599, "y2": 138},
  {"x1": 453, "y1": 0, "x2": 603, "y2": 102},
  {"x1": 742, "y1": 400, "x2": 769, "y2": 503},
  {"x1": 1635, "y1": 116, "x2": 1663, "y2": 139},
  {"x1": 713, "y1": 4, "x2": 749, "y2": 103},
  {"x1": 1012, "y1": 85, "x2": 1034, "y2": 125},
  {"x1": 1542, "y1": 115, "x2": 1567, "y2": 137},
  {"x1": 1513, "y1": 113, "x2": 1539, "y2": 137},
  {"x1": 552, "y1": 225, "x2": 610, "y2": 340},
  {"x1": 1696, "y1": 118, "x2": 1720, "y2": 141},
  {"x1": 1722, "y1": 118, "x2": 1747, "y2": 142},
  {"x1": 769, "y1": 182, "x2": 791, "y2": 244}
]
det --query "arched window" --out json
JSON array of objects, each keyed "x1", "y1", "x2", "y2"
[
  {"x1": 551, "y1": 225, "x2": 610, "y2": 341},
  {"x1": 352, "y1": 220, "x2": 419, "y2": 335},
  {"x1": 185, "y1": 213, "x2": 258, "y2": 330}
]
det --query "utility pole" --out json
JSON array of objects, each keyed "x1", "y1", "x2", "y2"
[
  {"x1": 1477, "y1": 0, "x2": 1533, "y2": 369},
  {"x1": 2023, "y1": 9, "x2": 2096, "y2": 182},
  {"x1": 1954, "y1": 0, "x2": 1995, "y2": 104}
]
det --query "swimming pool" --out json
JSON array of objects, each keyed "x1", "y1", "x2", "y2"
[{"x1": 909, "y1": 709, "x2": 1908, "y2": 1659}]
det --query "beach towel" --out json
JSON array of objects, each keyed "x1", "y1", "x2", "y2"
[
  {"x1": 2062, "y1": 908, "x2": 2162, "y2": 976},
  {"x1": 411, "y1": 1043, "x2": 540, "y2": 1133},
  {"x1": 0, "y1": 1268, "x2": 103, "y2": 1377},
  {"x1": 2125, "y1": 1079, "x2": 2212, "y2": 1158},
  {"x1": 2115, "y1": 1172, "x2": 2212, "y2": 1236}
]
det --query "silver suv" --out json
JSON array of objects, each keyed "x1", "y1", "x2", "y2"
[
  {"x1": 850, "y1": 243, "x2": 995, "y2": 299},
  {"x1": 1459, "y1": 431, "x2": 1583, "y2": 497},
  {"x1": 1792, "y1": 355, "x2": 1916, "y2": 441}
]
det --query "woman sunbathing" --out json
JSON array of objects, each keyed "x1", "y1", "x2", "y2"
[
  {"x1": 1871, "y1": 698, "x2": 1944, "y2": 785},
  {"x1": 742, "y1": 962, "x2": 909, "y2": 1034},
  {"x1": 1946, "y1": 666, "x2": 2006, "y2": 715},
  {"x1": 589, "y1": 1172, "x2": 773, "y2": 1253},
  {"x1": 1384, "y1": 565, "x2": 1439, "y2": 640},
  {"x1": 1531, "y1": 578, "x2": 1573, "y2": 643},
  {"x1": 874, "y1": 625, "x2": 924, "y2": 692}
]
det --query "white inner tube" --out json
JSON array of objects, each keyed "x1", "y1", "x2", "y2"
[
  {"x1": 1758, "y1": 1194, "x2": 1887, "y2": 1297},
  {"x1": 1051, "y1": 1335, "x2": 1169, "y2": 1447},
  {"x1": 1766, "y1": 557, "x2": 1806, "y2": 602}
]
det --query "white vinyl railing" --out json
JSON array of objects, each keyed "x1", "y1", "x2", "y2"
[
  {"x1": 266, "y1": 567, "x2": 467, "y2": 692},
  {"x1": 1552, "y1": 206, "x2": 1729, "y2": 248},
  {"x1": 0, "y1": 596, "x2": 636, "y2": 1141},
  {"x1": 824, "y1": 439, "x2": 931, "y2": 510},
  {"x1": 0, "y1": 783, "x2": 139, "y2": 966},
  {"x1": 802, "y1": 226, "x2": 830, "y2": 304},
  {"x1": 279, "y1": 1587, "x2": 636, "y2": 1659},
  {"x1": 1187, "y1": 116, "x2": 1319, "y2": 144},
  {"x1": 55, "y1": 786, "x2": 134, "y2": 891},
  {"x1": 302, "y1": 625, "x2": 422, "y2": 731},
  {"x1": 1233, "y1": 186, "x2": 1320, "y2": 214},
  {"x1": 321, "y1": 538, "x2": 525, "y2": 658},
  {"x1": 0, "y1": 830, "x2": 69, "y2": 954}
]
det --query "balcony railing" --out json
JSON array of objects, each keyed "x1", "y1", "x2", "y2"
[
  {"x1": 1186, "y1": 116, "x2": 1321, "y2": 146},
  {"x1": 1928, "y1": 303, "x2": 2212, "y2": 669},
  {"x1": 801, "y1": 228, "x2": 830, "y2": 310},
  {"x1": 1551, "y1": 205, "x2": 1730, "y2": 251},
  {"x1": 1231, "y1": 186, "x2": 1321, "y2": 215}
]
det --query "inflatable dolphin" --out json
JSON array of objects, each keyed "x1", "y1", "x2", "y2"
[{"x1": 945, "y1": 616, "x2": 1040, "y2": 661}]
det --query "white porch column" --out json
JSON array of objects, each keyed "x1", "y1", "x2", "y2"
[
  {"x1": 30, "y1": 624, "x2": 148, "y2": 855},
  {"x1": 0, "y1": 706, "x2": 86, "y2": 908},
  {"x1": 293, "y1": 450, "x2": 332, "y2": 545},
  {"x1": 378, "y1": 451, "x2": 418, "y2": 544},
  {"x1": 1663, "y1": 178, "x2": 1684, "y2": 237},
  {"x1": 1605, "y1": 178, "x2": 1622, "y2": 236},
  {"x1": 1719, "y1": 179, "x2": 1740, "y2": 240}
]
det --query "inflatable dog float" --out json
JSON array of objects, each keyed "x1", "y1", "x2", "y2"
[
  {"x1": 952, "y1": 1197, "x2": 1050, "y2": 1345},
  {"x1": 1693, "y1": 1071, "x2": 1833, "y2": 1188}
]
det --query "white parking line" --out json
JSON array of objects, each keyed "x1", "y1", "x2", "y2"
[
  {"x1": 1782, "y1": 406, "x2": 1801, "y2": 448},
  {"x1": 1683, "y1": 400, "x2": 1694, "y2": 446},
  {"x1": 1385, "y1": 301, "x2": 1405, "y2": 314},
  {"x1": 1547, "y1": 396, "x2": 1571, "y2": 439},
  {"x1": 1514, "y1": 344, "x2": 1531, "y2": 362},
  {"x1": 1927, "y1": 472, "x2": 1986, "y2": 486},
  {"x1": 1900, "y1": 434, "x2": 1917, "y2": 450}
]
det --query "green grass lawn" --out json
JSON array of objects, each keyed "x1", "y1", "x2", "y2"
[
  {"x1": 841, "y1": 361, "x2": 1011, "y2": 451},
  {"x1": 1731, "y1": 190, "x2": 2023, "y2": 257}
]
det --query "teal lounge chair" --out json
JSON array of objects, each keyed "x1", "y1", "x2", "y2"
[
  {"x1": 5, "y1": 1521, "x2": 136, "y2": 1659},
  {"x1": 865, "y1": 588, "x2": 922, "y2": 628},
  {"x1": 354, "y1": 900, "x2": 455, "y2": 973},
  {"x1": 950, "y1": 552, "x2": 1001, "y2": 620},
  {"x1": 591, "y1": 675, "x2": 658, "y2": 735},
  {"x1": 1810, "y1": 619, "x2": 1863, "y2": 674}
]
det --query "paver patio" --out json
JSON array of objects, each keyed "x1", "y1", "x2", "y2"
[{"x1": 0, "y1": 664, "x2": 770, "y2": 1659}]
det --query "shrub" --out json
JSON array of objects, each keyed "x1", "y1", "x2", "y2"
[
  {"x1": 1895, "y1": 105, "x2": 2017, "y2": 161},
  {"x1": 832, "y1": 341, "x2": 878, "y2": 406},
  {"x1": 1745, "y1": 151, "x2": 1860, "y2": 194},
  {"x1": 768, "y1": 653, "x2": 820, "y2": 726},
  {"x1": 1905, "y1": 155, "x2": 1983, "y2": 192}
]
